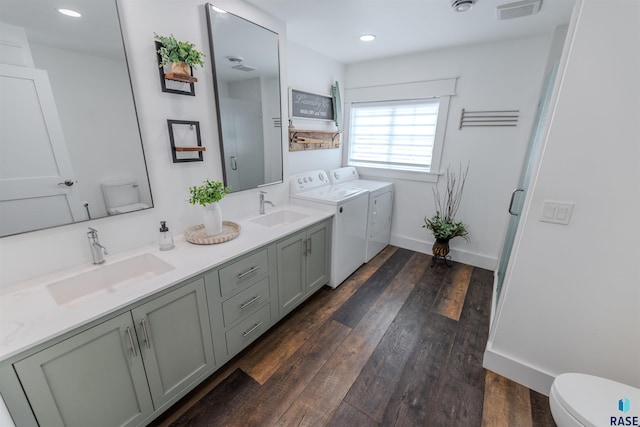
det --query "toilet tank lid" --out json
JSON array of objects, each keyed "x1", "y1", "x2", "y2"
[{"x1": 552, "y1": 373, "x2": 640, "y2": 426}]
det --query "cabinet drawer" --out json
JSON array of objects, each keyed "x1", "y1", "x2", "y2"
[
  {"x1": 218, "y1": 249, "x2": 269, "y2": 297},
  {"x1": 222, "y1": 277, "x2": 270, "y2": 327},
  {"x1": 225, "y1": 304, "x2": 271, "y2": 355}
]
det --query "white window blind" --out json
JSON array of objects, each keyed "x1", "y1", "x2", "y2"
[{"x1": 348, "y1": 99, "x2": 440, "y2": 171}]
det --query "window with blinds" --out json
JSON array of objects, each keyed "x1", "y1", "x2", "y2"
[{"x1": 347, "y1": 99, "x2": 440, "y2": 171}]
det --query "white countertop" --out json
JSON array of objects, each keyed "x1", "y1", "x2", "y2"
[{"x1": 0, "y1": 205, "x2": 333, "y2": 363}]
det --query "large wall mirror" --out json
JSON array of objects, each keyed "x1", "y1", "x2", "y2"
[
  {"x1": 206, "y1": 4, "x2": 283, "y2": 193},
  {"x1": 0, "y1": 0, "x2": 152, "y2": 237}
]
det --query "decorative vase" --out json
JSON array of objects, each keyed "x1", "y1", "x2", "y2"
[
  {"x1": 171, "y1": 61, "x2": 190, "y2": 76},
  {"x1": 203, "y1": 202, "x2": 223, "y2": 236},
  {"x1": 432, "y1": 238, "x2": 450, "y2": 258}
]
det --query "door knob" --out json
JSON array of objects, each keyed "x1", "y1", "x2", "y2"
[{"x1": 58, "y1": 180, "x2": 75, "y2": 187}]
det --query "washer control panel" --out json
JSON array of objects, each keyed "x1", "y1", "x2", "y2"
[{"x1": 290, "y1": 170, "x2": 330, "y2": 194}]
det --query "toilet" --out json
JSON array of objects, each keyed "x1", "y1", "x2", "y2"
[
  {"x1": 550, "y1": 373, "x2": 640, "y2": 427},
  {"x1": 101, "y1": 180, "x2": 149, "y2": 215}
]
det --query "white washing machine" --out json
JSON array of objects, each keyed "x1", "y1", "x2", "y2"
[
  {"x1": 289, "y1": 170, "x2": 369, "y2": 288},
  {"x1": 329, "y1": 167, "x2": 393, "y2": 262}
]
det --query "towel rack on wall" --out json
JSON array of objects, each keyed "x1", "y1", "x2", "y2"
[{"x1": 459, "y1": 108, "x2": 519, "y2": 129}]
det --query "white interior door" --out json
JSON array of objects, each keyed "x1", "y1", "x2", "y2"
[{"x1": 0, "y1": 64, "x2": 84, "y2": 236}]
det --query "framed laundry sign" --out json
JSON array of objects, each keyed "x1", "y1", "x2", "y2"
[{"x1": 289, "y1": 88, "x2": 334, "y2": 121}]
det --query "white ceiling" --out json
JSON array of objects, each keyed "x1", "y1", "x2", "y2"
[{"x1": 243, "y1": 0, "x2": 576, "y2": 64}]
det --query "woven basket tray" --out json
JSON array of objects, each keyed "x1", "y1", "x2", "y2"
[{"x1": 185, "y1": 221, "x2": 240, "y2": 245}]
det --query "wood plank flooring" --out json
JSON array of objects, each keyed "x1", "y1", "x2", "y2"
[{"x1": 151, "y1": 246, "x2": 556, "y2": 427}]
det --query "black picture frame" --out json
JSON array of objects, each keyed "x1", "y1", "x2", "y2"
[
  {"x1": 167, "y1": 120, "x2": 204, "y2": 163},
  {"x1": 155, "y1": 41, "x2": 196, "y2": 96}
]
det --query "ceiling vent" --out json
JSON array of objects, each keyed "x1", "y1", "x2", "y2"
[
  {"x1": 227, "y1": 56, "x2": 256, "y2": 72},
  {"x1": 496, "y1": 0, "x2": 542, "y2": 20}
]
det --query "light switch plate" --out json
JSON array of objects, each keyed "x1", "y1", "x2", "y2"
[{"x1": 540, "y1": 201, "x2": 574, "y2": 225}]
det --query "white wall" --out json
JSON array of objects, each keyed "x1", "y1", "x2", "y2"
[
  {"x1": 484, "y1": 0, "x2": 640, "y2": 394},
  {"x1": 286, "y1": 41, "x2": 345, "y2": 175},
  {"x1": 345, "y1": 36, "x2": 552, "y2": 269}
]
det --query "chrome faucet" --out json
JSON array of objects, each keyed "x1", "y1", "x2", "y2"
[
  {"x1": 259, "y1": 191, "x2": 274, "y2": 214},
  {"x1": 87, "y1": 227, "x2": 108, "y2": 264}
]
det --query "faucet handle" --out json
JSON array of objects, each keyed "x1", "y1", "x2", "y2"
[{"x1": 87, "y1": 227, "x2": 97, "y2": 236}]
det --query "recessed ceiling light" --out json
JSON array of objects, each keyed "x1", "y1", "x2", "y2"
[
  {"x1": 359, "y1": 34, "x2": 376, "y2": 42},
  {"x1": 57, "y1": 8, "x2": 82, "y2": 18}
]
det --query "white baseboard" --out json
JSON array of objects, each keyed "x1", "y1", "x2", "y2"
[
  {"x1": 391, "y1": 234, "x2": 497, "y2": 271},
  {"x1": 483, "y1": 343, "x2": 556, "y2": 396}
]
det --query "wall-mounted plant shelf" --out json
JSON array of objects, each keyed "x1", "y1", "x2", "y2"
[
  {"x1": 155, "y1": 41, "x2": 196, "y2": 96},
  {"x1": 164, "y1": 73, "x2": 198, "y2": 83},
  {"x1": 167, "y1": 120, "x2": 204, "y2": 162},
  {"x1": 289, "y1": 129, "x2": 340, "y2": 151},
  {"x1": 174, "y1": 146, "x2": 206, "y2": 152}
]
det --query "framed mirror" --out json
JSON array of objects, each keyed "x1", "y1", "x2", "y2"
[
  {"x1": 206, "y1": 4, "x2": 284, "y2": 193},
  {"x1": 0, "y1": 0, "x2": 153, "y2": 237}
]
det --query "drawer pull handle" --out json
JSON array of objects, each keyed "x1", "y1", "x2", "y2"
[
  {"x1": 242, "y1": 321, "x2": 264, "y2": 337},
  {"x1": 141, "y1": 319, "x2": 151, "y2": 349},
  {"x1": 126, "y1": 327, "x2": 137, "y2": 357},
  {"x1": 307, "y1": 237, "x2": 312, "y2": 254},
  {"x1": 240, "y1": 295, "x2": 262, "y2": 309},
  {"x1": 237, "y1": 265, "x2": 260, "y2": 279}
]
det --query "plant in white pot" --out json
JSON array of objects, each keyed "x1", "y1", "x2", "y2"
[
  {"x1": 154, "y1": 33, "x2": 205, "y2": 77},
  {"x1": 188, "y1": 179, "x2": 230, "y2": 236}
]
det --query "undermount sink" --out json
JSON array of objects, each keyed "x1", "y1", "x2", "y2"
[
  {"x1": 47, "y1": 253, "x2": 175, "y2": 307},
  {"x1": 250, "y1": 209, "x2": 309, "y2": 228}
]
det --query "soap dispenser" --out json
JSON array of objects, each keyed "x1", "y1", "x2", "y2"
[{"x1": 158, "y1": 221, "x2": 174, "y2": 251}]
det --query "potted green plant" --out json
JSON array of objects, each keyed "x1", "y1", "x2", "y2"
[
  {"x1": 154, "y1": 33, "x2": 205, "y2": 77},
  {"x1": 188, "y1": 179, "x2": 230, "y2": 235},
  {"x1": 423, "y1": 164, "x2": 470, "y2": 263}
]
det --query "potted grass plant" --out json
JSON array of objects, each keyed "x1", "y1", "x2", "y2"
[{"x1": 423, "y1": 164, "x2": 470, "y2": 261}]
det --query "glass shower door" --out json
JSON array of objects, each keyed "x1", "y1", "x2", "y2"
[{"x1": 495, "y1": 62, "x2": 559, "y2": 302}]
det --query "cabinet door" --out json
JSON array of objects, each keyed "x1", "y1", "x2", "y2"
[
  {"x1": 14, "y1": 313, "x2": 153, "y2": 427},
  {"x1": 305, "y1": 220, "x2": 330, "y2": 293},
  {"x1": 276, "y1": 231, "x2": 306, "y2": 316},
  {"x1": 132, "y1": 278, "x2": 214, "y2": 409}
]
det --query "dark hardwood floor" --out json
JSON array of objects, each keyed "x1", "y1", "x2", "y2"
[{"x1": 151, "y1": 246, "x2": 556, "y2": 427}]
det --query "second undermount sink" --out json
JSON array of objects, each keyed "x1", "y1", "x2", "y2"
[
  {"x1": 47, "y1": 253, "x2": 175, "y2": 307},
  {"x1": 250, "y1": 209, "x2": 309, "y2": 228}
]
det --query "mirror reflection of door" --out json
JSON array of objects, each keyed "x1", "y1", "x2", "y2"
[
  {"x1": 0, "y1": 1, "x2": 153, "y2": 237},
  {"x1": 0, "y1": 64, "x2": 84, "y2": 236}
]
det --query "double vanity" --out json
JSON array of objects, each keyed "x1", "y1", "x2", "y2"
[{"x1": 0, "y1": 206, "x2": 332, "y2": 427}]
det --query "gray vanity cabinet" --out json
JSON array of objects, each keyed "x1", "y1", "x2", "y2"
[
  {"x1": 14, "y1": 312, "x2": 154, "y2": 427},
  {"x1": 6, "y1": 218, "x2": 331, "y2": 426},
  {"x1": 131, "y1": 277, "x2": 214, "y2": 409},
  {"x1": 205, "y1": 246, "x2": 279, "y2": 363},
  {"x1": 13, "y1": 277, "x2": 214, "y2": 427},
  {"x1": 277, "y1": 219, "x2": 331, "y2": 317}
]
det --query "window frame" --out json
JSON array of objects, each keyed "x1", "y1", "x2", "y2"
[{"x1": 342, "y1": 78, "x2": 456, "y2": 182}]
